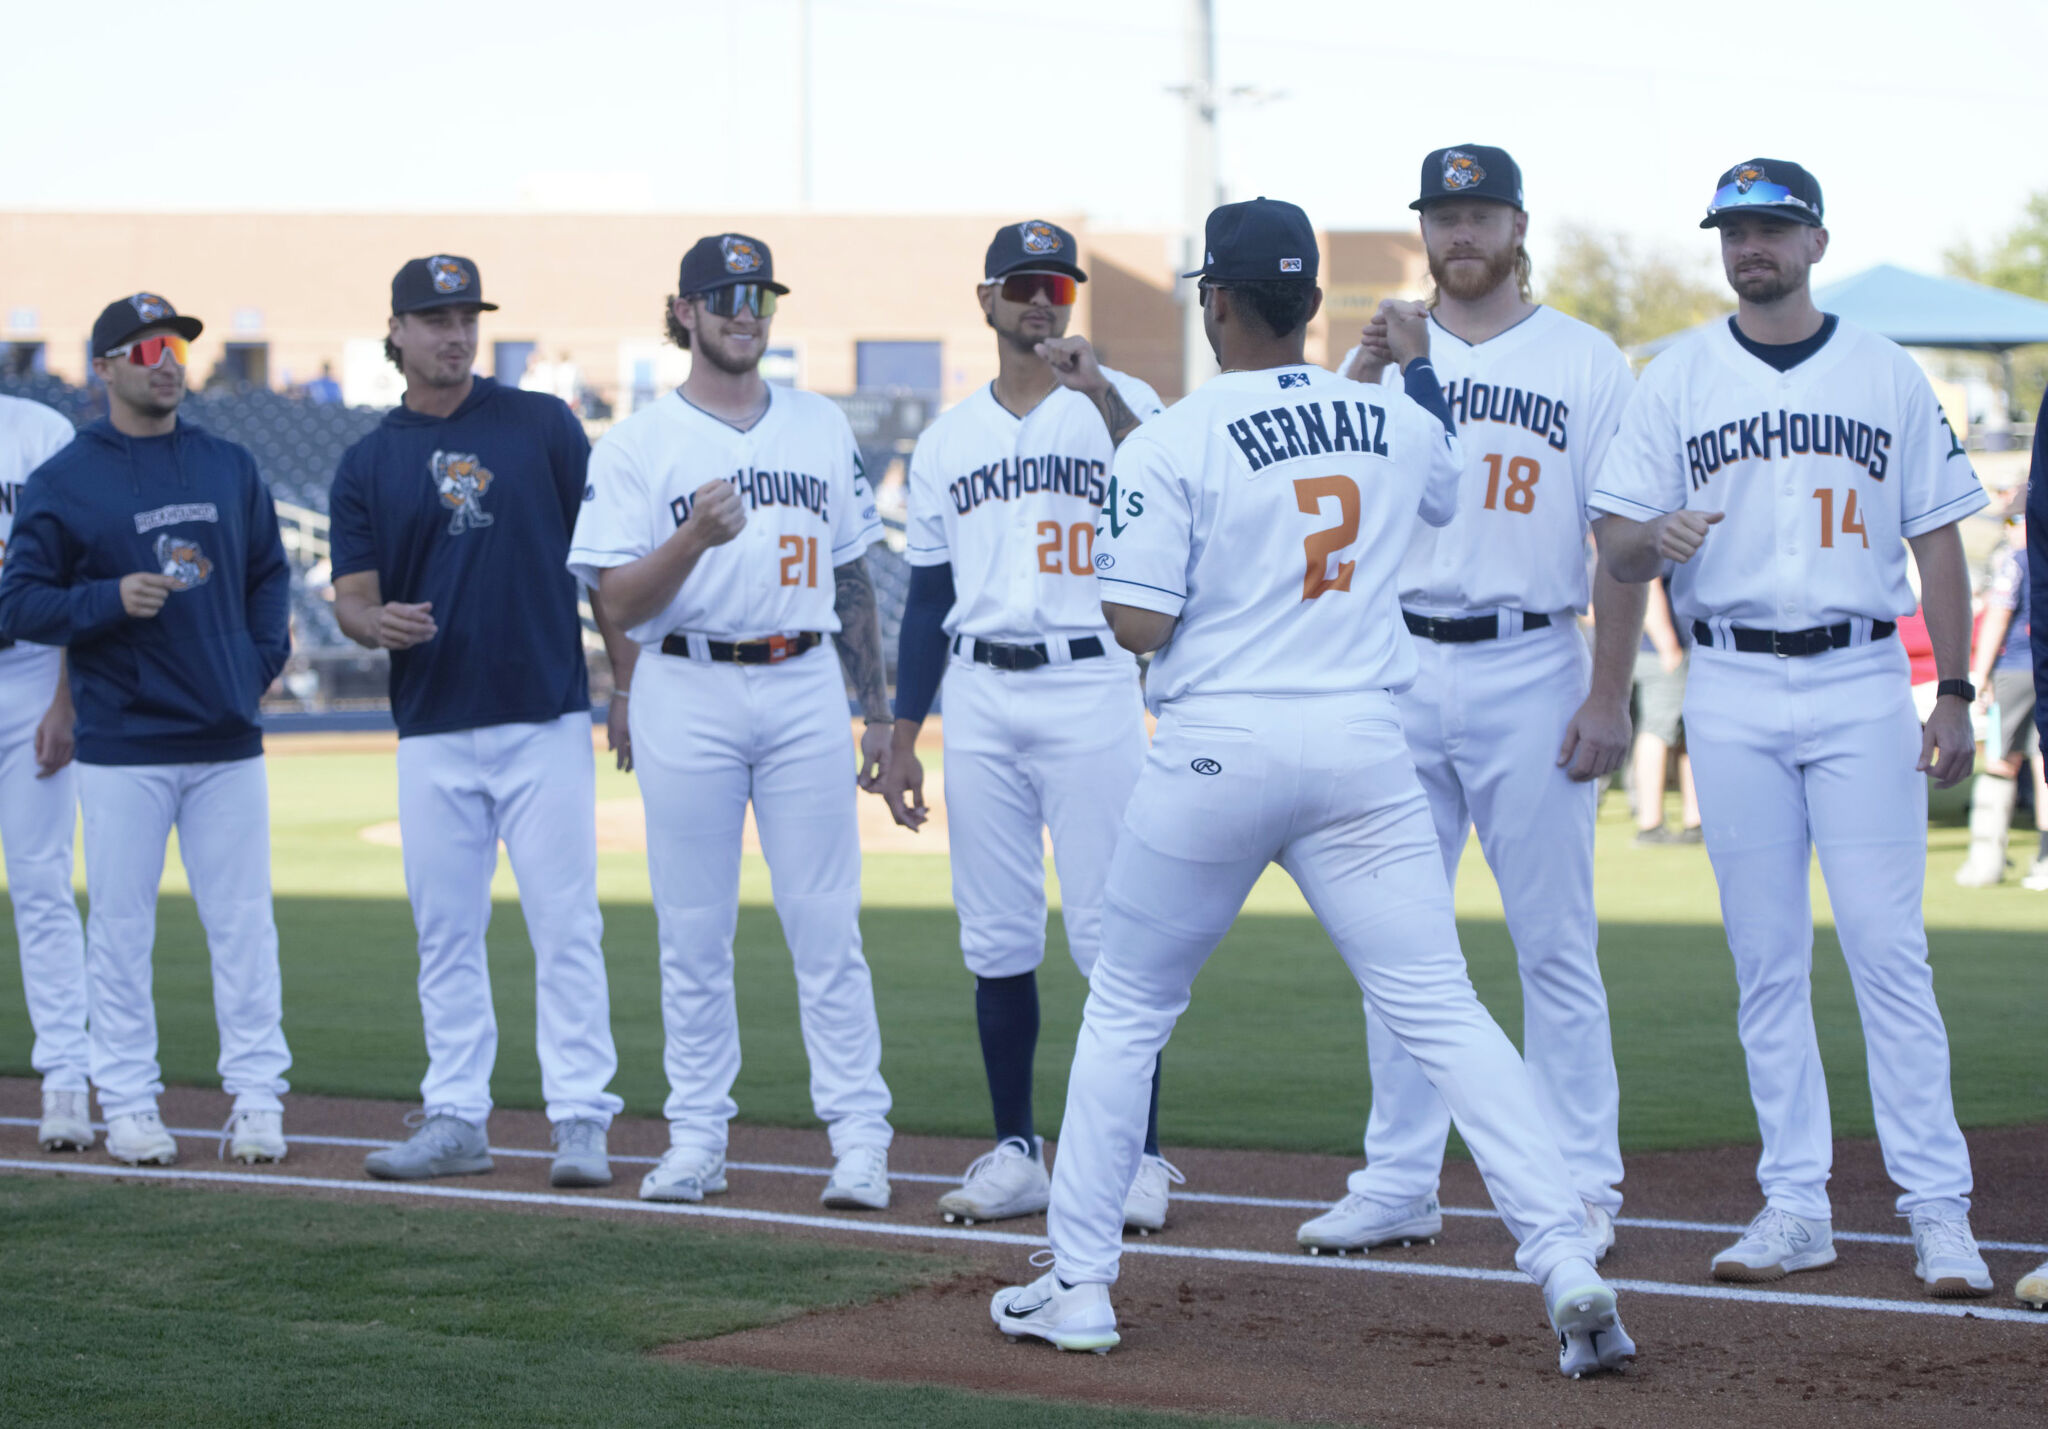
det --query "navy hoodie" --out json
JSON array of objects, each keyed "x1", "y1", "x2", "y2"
[
  {"x1": 328, "y1": 377, "x2": 590, "y2": 738},
  {"x1": 0, "y1": 417, "x2": 290, "y2": 765}
]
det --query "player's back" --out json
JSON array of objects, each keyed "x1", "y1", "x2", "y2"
[{"x1": 1095, "y1": 363, "x2": 1461, "y2": 710}]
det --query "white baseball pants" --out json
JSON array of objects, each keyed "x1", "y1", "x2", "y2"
[
  {"x1": 1047, "y1": 692, "x2": 1598, "y2": 1289},
  {"x1": 939, "y1": 656, "x2": 1146, "y2": 978},
  {"x1": 76, "y1": 755, "x2": 290, "y2": 1119},
  {"x1": 629, "y1": 644, "x2": 892, "y2": 1158},
  {"x1": 0, "y1": 651, "x2": 87, "y2": 1091},
  {"x1": 396, "y1": 714, "x2": 622, "y2": 1126},
  {"x1": 1684, "y1": 639, "x2": 1973, "y2": 1220},
  {"x1": 1357, "y1": 620, "x2": 1623, "y2": 1212}
]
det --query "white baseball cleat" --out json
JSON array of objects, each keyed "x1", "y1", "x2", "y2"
[
  {"x1": 105, "y1": 1109, "x2": 178, "y2": 1166},
  {"x1": 1910, "y1": 1206, "x2": 1992, "y2": 1298},
  {"x1": 1544, "y1": 1258, "x2": 1636, "y2": 1378},
  {"x1": 37, "y1": 1089, "x2": 93, "y2": 1152},
  {"x1": 821, "y1": 1144, "x2": 891, "y2": 1211},
  {"x1": 2015, "y1": 1258, "x2": 2048, "y2": 1310},
  {"x1": 1122, "y1": 1153, "x2": 1184, "y2": 1234},
  {"x1": 639, "y1": 1145, "x2": 727, "y2": 1203},
  {"x1": 991, "y1": 1267, "x2": 1120, "y2": 1353},
  {"x1": 1297, "y1": 1193, "x2": 1442, "y2": 1255},
  {"x1": 938, "y1": 1136, "x2": 1049, "y2": 1225},
  {"x1": 221, "y1": 1109, "x2": 287, "y2": 1164},
  {"x1": 1583, "y1": 1200, "x2": 1616, "y2": 1262},
  {"x1": 1710, "y1": 1206, "x2": 1836, "y2": 1282}
]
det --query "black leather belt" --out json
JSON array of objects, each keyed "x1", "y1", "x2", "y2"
[
  {"x1": 1403, "y1": 611, "x2": 1551, "y2": 644},
  {"x1": 659, "y1": 631, "x2": 823, "y2": 664},
  {"x1": 1692, "y1": 619, "x2": 1894, "y2": 657},
  {"x1": 957, "y1": 635, "x2": 1106, "y2": 671}
]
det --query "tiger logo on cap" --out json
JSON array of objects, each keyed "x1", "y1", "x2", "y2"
[
  {"x1": 130, "y1": 293, "x2": 172, "y2": 321},
  {"x1": 1732, "y1": 163, "x2": 1769, "y2": 193},
  {"x1": 427, "y1": 257, "x2": 471, "y2": 295},
  {"x1": 1442, "y1": 151, "x2": 1487, "y2": 191},
  {"x1": 431, "y1": 450, "x2": 496, "y2": 535},
  {"x1": 1019, "y1": 221, "x2": 1063, "y2": 255},
  {"x1": 721, "y1": 236, "x2": 764, "y2": 275},
  {"x1": 154, "y1": 534, "x2": 212, "y2": 591}
]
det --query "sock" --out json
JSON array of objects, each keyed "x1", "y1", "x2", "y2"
[
  {"x1": 2039, "y1": 828, "x2": 2048, "y2": 859},
  {"x1": 1144, "y1": 1052, "x2": 1163, "y2": 1157},
  {"x1": 975, "y1": 971, "x2": 1039, "y2": 1146}
]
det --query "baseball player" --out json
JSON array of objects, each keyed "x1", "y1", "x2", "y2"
[
  {"x1": 2023, "y1": 381, "x2": 2048, "y2": 1312},
  {"x1": 0, "y1": 392, "x2": 91, "y2": 1152},
  {"x1": 330, "y1": 256, "x2": 624, "y2": 1189},
  {"x1": 873, "y1": 220, "x2": 1177, "y2": 1231},
  {"x1": 1591, "y1": 159, "x2": 1993, "y2": 1297},
  {"x1": 568, "y1": 233, "x2": 897, "y2": 1210},
  {"x1": 1300, "y1": 145, "x2": 1640, "y2": 1260},
  {"x1": 0, "y1": 293, "x2": 292, "y2": 1166},
  {"x1": 991, "y1": 199, "x2": 1636, "y2": 1378},
  {"x1": 1956, "y1": 508, "x2": 2041, "y2": 887}
]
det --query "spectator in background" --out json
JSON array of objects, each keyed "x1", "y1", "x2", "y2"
[
  {"x1": 1957, "y1": 502, "x2": 2042, "y2": 888},
  {"x1": 1629, "y1": 577, "x2": 1701, "y2": 845},
  {"x1": 304, "y1": 362, "x2": 342, "y2": 406},
  {"x1": 2021, "y1": 385, "x2": 2048, "y2": 1313}
]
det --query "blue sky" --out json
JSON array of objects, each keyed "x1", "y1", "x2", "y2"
[{"x1": 8, "y1": 0, "x2": 2043, "y2": 282}]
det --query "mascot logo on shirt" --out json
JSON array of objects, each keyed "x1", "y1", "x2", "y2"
[
  {"x1": 1731, "y1": 163, "x2": 1769, "y2": 194},
  {"x1": 154, "y1": 534, "x2": 212, "y2": 591},
  {"x1": 1441, "y1": 151, "x2": 1486, "y2": 191},
  {"x1": 720, "y1": 236, "x2": 764, "y2": 275},
  {"x1": 427, "y1": 257, "x2": 472, "y2": 295},
  {"x1": 431, "y1": 450, "x2": 496, "y2": 535},
  {"x1": 1018, "y1": 221, "x2": 1063, "y2": 255}
]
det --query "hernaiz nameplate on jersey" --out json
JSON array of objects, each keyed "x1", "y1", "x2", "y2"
[{"x1": 1226, "y1": 399, "x2": 1390, "y2": 474}]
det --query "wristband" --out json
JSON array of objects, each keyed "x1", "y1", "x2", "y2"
[{"x1": 1936, "y1": 678, "x2": 1975, "y2": 702}]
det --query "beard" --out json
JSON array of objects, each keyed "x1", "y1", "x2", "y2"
[
  {"x1": 694, "y1": 328, "x2": 764, "y2": 376},
  {"x1": 1728, "y1": 259, "x2": 1805, "y2": 304},
  {"x1": 988, "y1": 307, "x2": 1066, "y2": 356},
  {"x1": 1428, "y1": 243, "x2": 1518, "y2": 303}
]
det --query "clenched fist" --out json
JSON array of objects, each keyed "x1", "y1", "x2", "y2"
[
  {"x1": 1655, "y1": 509, "x2": 1725, "y2": 564},
  {"x1": 687, "y1": 480, "x2": 746, "y2": 547},
  {"x1": 1378, "y1": 299, "x2": 1433, "y2": 370},
  {"x1": 120, "y1": 572, "x2": 176, "y2": 619}
]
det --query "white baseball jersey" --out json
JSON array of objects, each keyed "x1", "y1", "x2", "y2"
[
  {"x1": 1591, "y1": 317, "x2": 1987, "y2": 628},
  {"x1": 0, "y1": 396, "x2": 76, "y2": 676},
  {"x1": 1340, "y1": 307, "x2": 1632, "y2": 615},
  {"x1": 568, "y1": 388, "x2": 882, "y2": 643},
  {"x1": 1094, "y1": 364, "x2": 1460, "y2": 711},
  {"x1": 904, "y1": 370, "x2": 1161, "y2": 648}
]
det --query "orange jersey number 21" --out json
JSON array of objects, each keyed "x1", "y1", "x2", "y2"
[
  {"x1": 779, "y1": 534, "x2": 820, "y2": 587},
  {"x1": 1294, "y1": 475, "x2": 1360, "y2": 600}
]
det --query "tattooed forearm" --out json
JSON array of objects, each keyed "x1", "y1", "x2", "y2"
[
  {"x1": 831, "y1": 557, "x2": 891, "y2": 721},
  {"x1": 1092, "y1": 382, "x2": 1142, "y2": 447}
]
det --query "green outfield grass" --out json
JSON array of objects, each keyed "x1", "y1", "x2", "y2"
[
  {"x1": 0, "y1": 1176, "x2": 1280, "y2": 1429},
  {"x1": 1, "y1": 745, "x2": 2042, "y2": 1156}
]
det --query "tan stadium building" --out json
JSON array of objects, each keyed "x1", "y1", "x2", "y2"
[{"x1": 0, "y1": 212, "x2": 1427, "y2": 411}]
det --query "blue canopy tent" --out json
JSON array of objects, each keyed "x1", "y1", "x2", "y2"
[{"x1": 1633, "y1": 264, "x2": 2048, "y2": 418}]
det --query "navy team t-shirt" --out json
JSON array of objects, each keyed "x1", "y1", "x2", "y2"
[{"x1": 329, "y1": 377, "x2": 591, "y2": 738}]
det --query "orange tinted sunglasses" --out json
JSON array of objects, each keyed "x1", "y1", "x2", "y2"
[
  {"x1": 106, "y1": 334, "x2": 190, "y2": 368},
  {"x1": 999, "y1": 272, "x2": 1078, "y2": 305}
]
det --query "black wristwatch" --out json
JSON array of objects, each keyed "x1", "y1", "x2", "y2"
[{"x1": 1936, "y1": 678, "x2": 1976, "y2": 703}]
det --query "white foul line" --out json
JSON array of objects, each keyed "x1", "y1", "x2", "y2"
[
  {"x1": 4, "y1": 1116, "x2": 2042, "y2": 1256},
  {"x1": 3, "y1": 1157, "x2": 2042, "y2": 1326}
]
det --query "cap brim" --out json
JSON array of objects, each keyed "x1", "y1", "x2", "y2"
[
  {"x1": 95, "y1": 313, "x2": 205, "y2": 356},
  {"x1": 988, "y1": 260, "x2": 1087, "y2": 283},
  {"x1": 395, "y1": 296, "x2": 501, "y2": 313},
  {"x1": 1701, "y1": 206, "x2": 1823, "y2": 230},
  {"x1": 680, "y1": 280, "x2": 790, "y2": 297},
  {"x1": 1411, "y1": 194, "x2": 1522, "y2": 211}
]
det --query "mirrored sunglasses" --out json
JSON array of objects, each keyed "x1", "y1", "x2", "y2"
[
  {"x1": 1706, "y1": 180, "x2": 1817, "y2": 220},
  {"x1": 697, "y1": 284, "x2": 777, "y2": 319},
  {"x1": 1000, "y1": 271, "x2": 1078, "y2": 306},
  {"x1": 106, "y1": 334, "x2": 189, "y2": 368}
]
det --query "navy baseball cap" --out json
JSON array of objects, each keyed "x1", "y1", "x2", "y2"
[
  {"x1": 1701, "y1": 159, "x2": 1824, "y2": 229},
  {"x1": 1411, "y1": 145, "x2": 1523, "y2": 211},
  {"x1": 985, "y1": 220, "x2": 1087, "y2": 282},
  {"x1": 90, "y1": 292, "x2": 203, "y2": 357},
  {"x1": 391, "y1": 255, "x2": 498, "y2": 314},
  {"x1": 1181, "y1": 198, "x2": 1319, "y2": 282},
  {"x1": 678, "y1": 233, "x2": 789, "y2": 297}
]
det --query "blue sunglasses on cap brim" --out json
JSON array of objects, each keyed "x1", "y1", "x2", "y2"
[{"x1": 1706, "y1": 180, "x2": 1818, "y2": 219}]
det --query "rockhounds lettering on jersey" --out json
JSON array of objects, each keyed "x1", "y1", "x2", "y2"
[
  {"x1": 1685, "y1": 409, "x2": 1891, "y2": 488},
  {"x1": 672, "y1": 467, "x2": 836, "y2": 526}
]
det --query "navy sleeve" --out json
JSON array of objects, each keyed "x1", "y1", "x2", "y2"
[
  {"x1": 2029, "y1": 386, "x2": 2048, "y2": 748},
  {"x1": 1402, "y1": 358, "x2": 1456, "y2": 439},
  {"x1": 327, "y1": 446, "x2": 379, "y2": 581},
  {"x1": 244, "y1": 458, "x2": 293, "y2": 687},
  {"x1": 548, "y1": 398, "x2": 592, "y2": 534},
  {"x1": 0, "y1": 474, "x2": 127, "y2": 645},
  {"x1": 891, "y1": 561, "x2": 954, "y2": 723}
]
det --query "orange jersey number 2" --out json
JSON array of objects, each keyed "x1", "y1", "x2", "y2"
[{"x1": 1294, "y1": 475, "x2": 1360, "y2": 600}]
